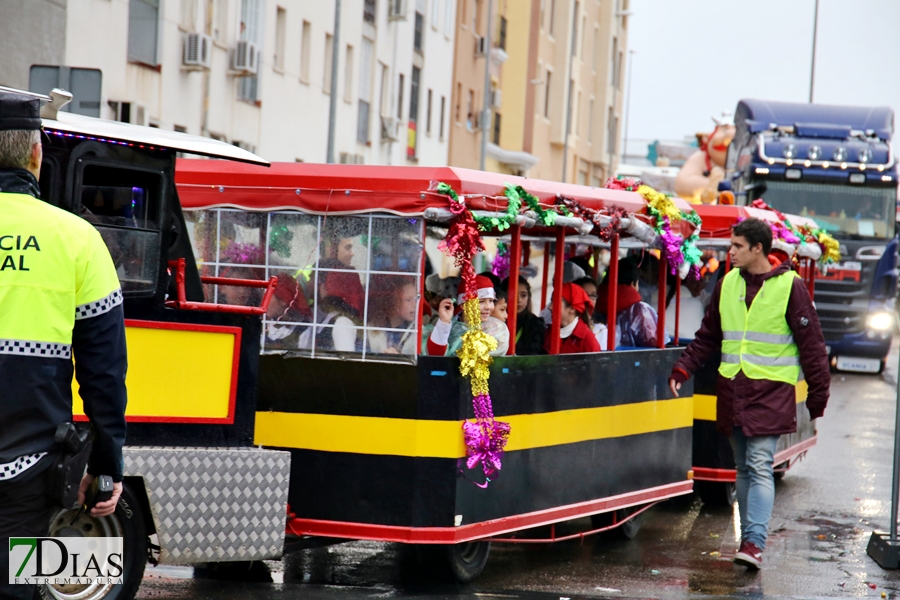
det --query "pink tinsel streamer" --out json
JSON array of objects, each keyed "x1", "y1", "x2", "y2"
[
  {"x1": 462, "y1": 393, "x2": 511, "y2": 486},
  {"x1": 659, "y1": 218, "x2": 685, "y2": 275},
  {"x1": 491, "y1": 245, "x2": 511, "y2": 280}
]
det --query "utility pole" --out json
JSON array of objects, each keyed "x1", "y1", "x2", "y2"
[
  {"x1": 326, "y1": 0, "x2": 342, "y2": 163},
  {"x1": 560, "y1": 0, "x2": 576, "y2": 183},
  {"x1": 479, "y1": 0, "x2": 494, "y2": 171},
  {"x1": 622, "y1": 50, "x2": 635, "y2": 165},
  {"x1": 809, "y1": 0, "x2": 818, "y2": 103}
]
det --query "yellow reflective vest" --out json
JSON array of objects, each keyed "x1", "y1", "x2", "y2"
[
  {"x1": 0, "y1": 174, "x2": 127, "y2": 481},
  {"x1": 718, "y1": 268, "x2": 800, "y2": 385}
]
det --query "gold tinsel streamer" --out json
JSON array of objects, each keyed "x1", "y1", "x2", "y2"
[
  {"x1": 457, "y1": 298, "x2": 497, "y2": 397},
  {"x1": 637, "y1": 184, "x2": 682, "y2": 224},
  {"x1": 818, "y1": 232, "x2": 841, "y2": 264}
]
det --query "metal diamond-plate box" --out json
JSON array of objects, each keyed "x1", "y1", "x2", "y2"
[{"x1": 124, "y1": 447, "x2": 291, "y2": 564}]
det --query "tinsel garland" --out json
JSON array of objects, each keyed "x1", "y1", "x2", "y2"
[
  {"x1": 637, "y1": 185, "x2": 685, "y2": 275},
  {"x1": 510, "y1": 185, "x2": 558, "y2": 226},
  {"x1": 816, "y1": 231, "x2": 841, "y2": 264},
  {"x1": 457, "y1": 298, "x2": 498, "y2": 396},
  {"x1": 555, "y1": 194, "x2": 612, "y2": 233},
  {"x1": 473, "y1": 187, "x2": 521, "y2": 232},
  {"x1": 605, "y1": 176, "x2": 642, "y2": 191},
  {"x1": 223, "y1": 242, "x2": 264, "y2": 265},
  {"x1": 681, "y1": 211, "x2": 704, "y2": 280},
  {"x1": 268, "y1": 225, "x2": 293, "y2": 258},
  {"x1": 436, "y1": 183, "x2": 484, "y2": 296},
  {"x1": 598, "y1": 206, "x2": 629, "y2": 242},
  {"x1": 747, "y1": 198, "x2": 841, "y2": 265},
  {"x1": 492, "y1": 242, "x2": 511, "y2": 280},
  {"x1": 638, "y1": 185, "x2": 683, "y2": 225},
  {"x1": 435, "y1": 182, "x2": 511, "y2": 485},
  {"x1": 633, "y1": 185, "x2": 704, "y2": 279}
]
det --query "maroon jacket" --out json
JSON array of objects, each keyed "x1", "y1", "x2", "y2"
[{"x1": 670, "y1": 262, "x2": 830, "y2": 437}]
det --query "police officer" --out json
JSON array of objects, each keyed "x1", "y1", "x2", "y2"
[
  {"x1": 668, "y1": 217, "x2": 829, "y2": 570},
  {"x1": 0, "y1": 92, "x2": 127, "y2": 599}
]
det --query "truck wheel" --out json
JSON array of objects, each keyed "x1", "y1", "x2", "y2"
[
  {"x1": 444, "y1": 542, "x2": 490, "y2": 583},
  {"x1": 39, "y1": 482, "x2": 148, "y2": 600},
  {"x1": 695, "y1": 481, "x2": 736, "y2": 507},
  {"x1": 592, "y1": 507, "x2": 645, "y2": 540}
]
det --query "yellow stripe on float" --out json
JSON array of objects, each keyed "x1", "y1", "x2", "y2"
[{"x1": 254, "y1": 397, "x2": 694, "y2": 458}]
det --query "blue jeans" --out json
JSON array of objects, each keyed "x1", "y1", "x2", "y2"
[{"x1": 729, "y1": 426, "x2": 778, "y2": 550}]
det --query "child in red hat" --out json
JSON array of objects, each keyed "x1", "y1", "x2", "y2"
[
  {"x1": 543, "y1": 282, "x2": 601, "y2": 354},
  {"x1": 423, "y1": 275, "x2": 508, "y2": 356}
]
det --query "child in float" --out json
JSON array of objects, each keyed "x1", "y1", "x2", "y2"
[
  {"x1": 501, "y1": 276, "x2": 546, "y2": 356},
  {"x1": 423, "y1": 275, "x2": 509, "y2": 356},
  {"x1": 265, "y1": 273, "x2": 313, "y2": 348},
  {"x1": 573, "y1": 276, "x2": 608, "y2": 351},
  {"x1": 543, "y1": 282, "x2": 601, "y2": 354},
  {"x1": 367, "y1": 275, "x2": 419, "y2": 356},
  {"x1": 298, "y1": 259, "x2": 362, "y2": 353}
]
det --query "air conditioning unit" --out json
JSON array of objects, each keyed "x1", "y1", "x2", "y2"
[
  {"x1": 475, "y1": 36, "x2": 488, "y2": 56},
  {"x1": 388, "y1": 0, "x2": 407, "y2": 20},
  {"x1": 232, "y1": 41, "x2": 259, "y2": 75},
  {"x1": 183, "y1": 32, "x2": 212, "y2": 69},
  {"x1": 380, "y1": 116, "x2": 401, "y2": 141},
  {"x1": 490, "y1": 89, "x2": 502, "y2": 109},
  {"x1": 108, "y1": 101, "x2": 148, "y2": 127}
]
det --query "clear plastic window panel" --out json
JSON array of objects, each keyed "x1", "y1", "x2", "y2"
[
  {"x1": 184, "y1": 210, "x2": 424, "y2": 363},
  {"x1": 82, "y1": 183, "x2": 160, "y2": 294}
]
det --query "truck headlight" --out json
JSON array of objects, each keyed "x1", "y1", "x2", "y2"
[{"x1": 866, "y1": 312, "x2": 894, "y2": 331}]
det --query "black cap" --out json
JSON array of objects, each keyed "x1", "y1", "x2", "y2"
[{"x1": 0, "y1": 92, "x2": 42, "y2": 131}]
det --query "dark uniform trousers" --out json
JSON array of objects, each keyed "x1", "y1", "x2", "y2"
[{"x1": 0, "y1": 471, "x2": 56, "y2": 600}]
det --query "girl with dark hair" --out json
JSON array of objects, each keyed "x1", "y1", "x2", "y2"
[
  {"x1": 502, "y1": 275, "x2": 545, "y2": 355},
  {"x1": 367, "y1": 275, "x2": 418, "y2": 356}
]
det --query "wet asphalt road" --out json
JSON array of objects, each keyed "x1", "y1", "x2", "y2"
[{"x1": 137, "y1": 348, "x2": 900, "y2": 600}]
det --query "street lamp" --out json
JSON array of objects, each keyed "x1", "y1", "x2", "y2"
[
  {"x1": 809, "y1": 0, "x2": 818, "y2": 103},
  {"x1": 479, "y1": 0, "x2": 494, "y2": 171}
]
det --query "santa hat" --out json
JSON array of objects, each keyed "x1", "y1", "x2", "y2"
[
  {"x1": 457, "y1": 275, "x2": 496, "y2": 305},
  {"x1": 273, "y1": 273, "x2": 312, "y2": 320},
  {"x1": 561, "y1": 282, "x2": 593, "y2": 315}
]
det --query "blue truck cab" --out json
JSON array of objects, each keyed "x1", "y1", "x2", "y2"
[{"x1": 728, "y1": 99, "x2": 898, "y2": 373}]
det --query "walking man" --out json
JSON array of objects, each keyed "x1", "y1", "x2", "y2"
[
  {"x1": 0, "y1": 91, "x2": 127, "y2": 599},
  {"x1": 669, "y1": 218, "x2": 829, "y2": 569}
]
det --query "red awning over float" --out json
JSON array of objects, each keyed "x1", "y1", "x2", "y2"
[
  {"x1": 693, "y1": 204, "x2": 820, "y2": 240},
  {"x1": 175, "y1": 159, "x2": 693, "y2": 218}
]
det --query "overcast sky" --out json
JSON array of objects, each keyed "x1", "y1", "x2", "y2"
[{"x1": 625, "y1": 0, "x2": 900, "y2": 154}]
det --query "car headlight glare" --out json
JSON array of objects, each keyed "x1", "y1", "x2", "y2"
[{"x1": 866, "y1": 312, "x2": 894, "y2": 331}]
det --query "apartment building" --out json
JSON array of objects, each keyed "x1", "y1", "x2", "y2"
[
  {"x1": 530, "y1": 0, "x2": 629, "y2": 184},
  {"x1": 1, "y1": 0, "x2": 457, "y2": 166},
  {"x1": 447, "y1": 0, "x2": 628, "y2": 182}
]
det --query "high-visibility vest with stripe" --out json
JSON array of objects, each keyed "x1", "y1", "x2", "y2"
[
  {"x1": 718, "y1": 268, "x2": 800, "y2": 385},
  {"x1": 0, "y1": 190, "x2": 121, "y2": 359}
]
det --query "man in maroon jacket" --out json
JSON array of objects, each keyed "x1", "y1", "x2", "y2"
[{"x1": 669, "y1": 218, "x2": 830, "y2": 570}]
